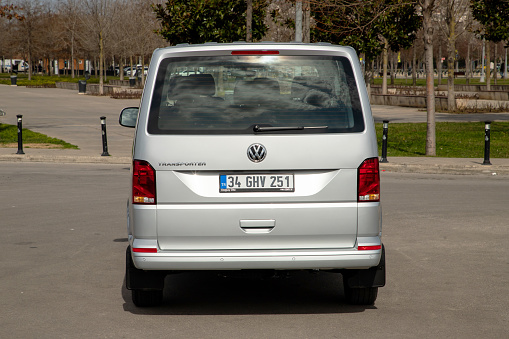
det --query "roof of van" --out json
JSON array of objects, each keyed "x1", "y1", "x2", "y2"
[{"x1": 153, "y1": 42, "x2": 356, "y2": 56}]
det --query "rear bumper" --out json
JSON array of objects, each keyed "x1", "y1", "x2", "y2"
[{"x1": 131, "y1": 247, "x2": 382, "y2": 270}]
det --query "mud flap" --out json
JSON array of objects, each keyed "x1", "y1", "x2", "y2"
[
  {"x1": 125, "y1": 246, "x2": 166, "y2": 290},
  {"x1": 343, "y1": 244, "x2": 386, "y2": 288}
]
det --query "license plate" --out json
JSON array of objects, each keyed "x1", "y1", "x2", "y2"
[{"x1": 220, "y1": 174, "x2": 294, "y2": 193}]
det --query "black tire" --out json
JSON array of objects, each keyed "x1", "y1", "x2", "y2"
[
  {"x1": 132, "y1": 289, "x2": 163, "y2": 307},
  {"x1": 343, "y1": 284, "x2": 378, "y2": 305}
]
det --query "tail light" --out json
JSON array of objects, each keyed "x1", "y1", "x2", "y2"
[
  {"x1": 358, "y1": 158, "x2": 380, "y2": 202},
  {"x1": 133, "y1": 160, "x2": 156, "y2": 204},
  {"x1": 358, "y1": 245, "x2": 382, "y2": 251}
]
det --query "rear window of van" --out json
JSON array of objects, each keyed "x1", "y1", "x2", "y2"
[{"x1": 147, "y1": 55, "x2": 364, "y2": 134}]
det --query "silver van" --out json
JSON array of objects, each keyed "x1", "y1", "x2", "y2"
[{"x1": 120, "y1": 42, "x2": 385, "y2": 307}]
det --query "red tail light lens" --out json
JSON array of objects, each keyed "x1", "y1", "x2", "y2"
[
  {"x1": 133, "y1": 160, "x2": 156, "y2": 204},
  {"x1": 358, "y1": 245, "x2": 382, "y2": 251},
  {"x1": 132, "y1": 247, "x2": 158, "y2": 253},
  {"x1": 358, "y1": 158, "x2": 380, "y2": 202}
]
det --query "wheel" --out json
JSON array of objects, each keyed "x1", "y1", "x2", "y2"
[
  {"x1": 132, "y1": 289, "x2": 163, "y2": 307},
  {"x1": 343, "y1": 284, "x2": 378, "y2": 305}
]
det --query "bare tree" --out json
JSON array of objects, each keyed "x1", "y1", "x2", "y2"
[
  {"x1": 37, "y1": 3, "x2": 62, "y2": 76},
  {"x1": 128, "y1": 0, "x2": 166, "y2": 86},
  {"x1": 81, "y1": 0, "x2": 118, "y2": 94},
  {"x1": 12, "y1": 0, "x2": 46, "y2": 80},
  {"x1": 458, "y1": 12, "x2": 477, "y2": 84},
  {"x1": 438, "y1": 0, "x2": 471, "y2": 111},
  {"x1": 58, "y1": 0, "x2": 83, "y2": 78}
]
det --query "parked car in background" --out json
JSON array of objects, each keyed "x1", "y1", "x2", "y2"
[{"x1": 125, "y1": 66, "x2": 148, "y2": 77}]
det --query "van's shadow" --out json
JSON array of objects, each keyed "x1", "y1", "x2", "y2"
[{"x1": 121, "y1": 271, "x2": 375, "y2": 315}]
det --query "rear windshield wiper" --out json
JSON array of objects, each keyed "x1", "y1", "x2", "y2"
[{"x1": 253, "y1": 125, "x2": 328, "y2": 132}]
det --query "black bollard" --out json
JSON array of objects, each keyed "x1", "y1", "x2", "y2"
[
  {"x1": 483, "y1": 121, "x2": 491, "y2": 165},
  {"x1": 380, "y1": 120, "x2": 389, "y2": 163},
  {"x1": 100, "y1": 116, "x2": 110, "y2": 156},
  {"x1": 16, "y1": 115, "x2": 24, "y2": 155}
]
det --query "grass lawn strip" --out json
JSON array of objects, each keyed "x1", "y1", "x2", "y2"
[
  {"x1": 376, "y1": 121, "x2": 509, "y2": 158},
  {"x1": 0, "y1": 124, "x2": 78, "y2": 149}
]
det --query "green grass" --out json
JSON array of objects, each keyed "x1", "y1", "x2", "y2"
[
  {"x1": 0, "y1": 124, "x2": 78, "y2": 149},
  {"x1": 376, "y1": 122, "x2": 509, "y2": 158}
]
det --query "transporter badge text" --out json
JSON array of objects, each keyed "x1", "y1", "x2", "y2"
[{"x1": 159, "y1": 162, "x2": 207, "y2": 167}]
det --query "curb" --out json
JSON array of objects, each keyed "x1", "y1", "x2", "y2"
[
  {"x1": 380, "y1": 163, "x2": 506, "y2": 176},
  {"x1": 0, "y1": 154, "x2": 131, "y2": 165}
]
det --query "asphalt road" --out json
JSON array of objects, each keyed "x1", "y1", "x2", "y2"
[
  {"x1": 1, "y1": 162, "x2": 507, "y2": 338},
  {"x1": 0, "y1": 86, "x2": 138, "y2": 158}
]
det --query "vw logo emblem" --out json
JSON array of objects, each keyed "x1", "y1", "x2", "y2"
[{"x1": 247, "y1": 144, "x2": 267, "y2": 163}]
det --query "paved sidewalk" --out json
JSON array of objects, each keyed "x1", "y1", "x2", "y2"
[
  {"x1": 1, "y1": 86, "x2": 508, "y2": 175},
  {"x1": 371, "y1": 105, "x2": 509, "y2": 123},
  {"x1": 379, "y1": 156, "x2": 509, "y2": 175}
]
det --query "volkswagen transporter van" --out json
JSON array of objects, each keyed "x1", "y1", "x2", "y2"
[{"x1": 119, "y1": 42, "x2": 385, "y2": 307}]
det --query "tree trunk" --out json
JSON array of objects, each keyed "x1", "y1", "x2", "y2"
[
  {"x1": 365, "y1": 57, "x2": 372, "y2": 98},
  {"x1": 438, "y1": 42, "x2": 442, "y2": 84},
  {"x1": 446, "y1": 1, "x2": 456, "y2": 112},
  {"x1": 119, "y1": 58, "x2": 124, "y2": 81},
  {"x1": 372, "y1": 60, "x2": 375, "y2": 86},
  {"x1": 447, "y1": 42, "x2": 455, "y2": 111},
  {"x1": 466, "y1": 40, "x2": 471, "y2": 84},
  {"x1": 494, "y1": 44, "x2": 497, "y2": 85},
  {"x1": 361, "y1": 53, "x2": 371, "y2": 97},
  {"x1": 412, "y1": 45, "x2": 417, "y2": 86},
  {"x1": 303, "y1": 2, "x2": 310, "y2": 43},
  {"x1": 390, "y1": 52, "x2": 395, "y2": 85},
  {"x1": 27, "y1": 35, "x2": 32, "y2": 81},
  {"x1": 246, "y1": 0, "x2": 252, "y2": 42},
  {"x1": 486, "y1": 43, "x2": 491, "y2": 91},
  {"x1": 99, "y1": 30, "x2": 104, "y2": 95},
  {"x1": 141, "y1": 55, "x2": 145, "y2": 86},
  {"x1": 295, "y1": 1, "x2": 302, "y2": 42},
  {"x1": 422, "y1": 0, "x2": 436, "y2": 156},
  {"x1": 382, "y1": 38, "x2": 388, "y2": 95},
  {"x1": 71, "y1": 33, "x2": 75, "y2": 79},
  {"x1": 130, "y1": 56, "x2": 134, "y2": 79},
  {"x1": 104, "y1": 55, "x2": 107, "y2": 83}
]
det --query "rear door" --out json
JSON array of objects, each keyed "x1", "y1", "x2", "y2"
[{"x1": 137, "y1": 45, "x2": 376, "y2": 252}]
